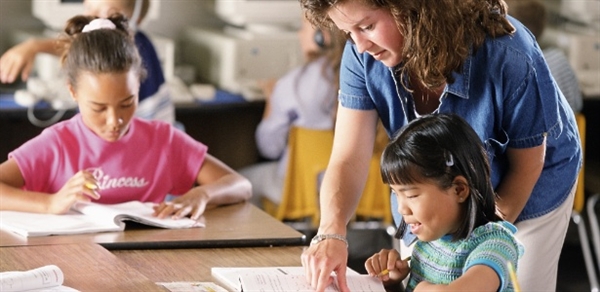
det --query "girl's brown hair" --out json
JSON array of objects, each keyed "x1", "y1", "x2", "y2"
[
  {"x1": 60, "y1": 13, "x2": 145, "y2": 89},
  {"x1": 300, "y1": 0, "x2": 515, "y2": 90}
]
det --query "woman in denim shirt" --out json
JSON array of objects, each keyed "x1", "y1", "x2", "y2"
[{"x1": 298, "y1": 1, "x2": 582, "y2": 291}]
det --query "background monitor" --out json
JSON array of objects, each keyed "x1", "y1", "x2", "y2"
[
  {"x1": 559, "y1": 0, "x2": 600, "y2": 28},
  {"x1": 32, "y1": 0, "x2": 160, "y2": 31},
  {"x1": 215, "y1": 0, "x2": 303, "y2": 28}
]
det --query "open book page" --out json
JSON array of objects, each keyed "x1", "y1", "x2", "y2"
[
  {"x1": 211, "y1": 267, "x2": 361, "y2": 292},
  {"x1": 0, "y1": 201, "x2": 204, "y2": 237},
  {"x1": 239, "y1": 274, "x2": 385, "y2": 292},
  {"x1": 0, "y1": 210, "x2": 121, "y2": 237},
  {"x1": 73, "y1": 201, "x2": 204, "y2": 229},
  {"x1": 0, "y1": 265, "x2": 78, "y2": 292}
]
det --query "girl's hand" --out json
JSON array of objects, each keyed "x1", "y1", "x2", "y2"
[
  {"x1": 48, "y1": 170, "x2": 100, "y2": 214},
  {"x1": 152, "y1": 187, "x2": 210, "y2": 221},
  {"x1": 365, "y1": 249, "x2": 411, "y2": 288}
]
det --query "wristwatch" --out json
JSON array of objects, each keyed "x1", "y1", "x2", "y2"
[{"x1": 310, "y1": 234, "x2": 348, "y2": 247}]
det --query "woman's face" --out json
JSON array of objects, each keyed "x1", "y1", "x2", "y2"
[
  {"x1": 328, "y1": 1, "x2": 404, "y2": 67},
  {"x1": 68, "y1": 70, "x2": 139, "y2": 142},
  {"x1": 391, "y1": 181, "x2": 464, "y2": 242}
]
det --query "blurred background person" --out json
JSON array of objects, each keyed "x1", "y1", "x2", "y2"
[{"x1": 239, "y1": 15, "x2": 345, "y2": 208}]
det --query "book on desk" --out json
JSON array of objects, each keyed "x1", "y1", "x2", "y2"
[
  {"x1": 0, "y1": 265, "x2": 77, "y2": 292},
  {"x1": 0, "y1": 201, "x2": 204, "y2": 237}
]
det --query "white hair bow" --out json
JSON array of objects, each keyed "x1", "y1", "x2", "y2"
[{"x1": 82, "y1": 18, "x2": 116, "y2": 33}]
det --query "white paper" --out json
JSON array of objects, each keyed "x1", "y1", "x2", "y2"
[
  {"x1": 211, "y1": 266, "x2": 366, "y2": 292},
  {"x1": 0, "y1": 265, "x2": 79, "y2": 292},
  {"x1": 239, "y1": 274, "x2": 385, "y2": 292}
]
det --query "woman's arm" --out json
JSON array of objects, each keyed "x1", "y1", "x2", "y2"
[
  {"x1": 302, "y1": 106, "x2": 379, "y2": 292},
  {"x1": 319, "y1": 107, "x2": 379, "y2": 235},
  {"x1": 495, "y1": 141, "x2": 546, "y2": 223}
]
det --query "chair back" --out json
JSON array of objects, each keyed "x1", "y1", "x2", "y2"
[
  {"x1": 355, "y1": 124, "x2": 392, "y2": 224},
  {"x1": 264, "y1": 127, "x2": 334, "y2": 224},
  {"x1": 574, "y1": 113, "x2": 586, "y2": 213},
  {"x1": 263, "y1": 126, "x2": 392, "y2": 226}
]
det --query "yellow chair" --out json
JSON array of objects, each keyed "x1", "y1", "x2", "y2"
[
  {"x1": 263, "y1": 126, "x2": 392, "y2": 227},
  {"x1": 355, "y1": 123, "x2": 392, "y2": 224},
  {"x1": 571, "y1": 113, "x2": 599, "y2": 290},
  {"x1": 262, "y1": 127, "x2": 333, "y2": 225}
]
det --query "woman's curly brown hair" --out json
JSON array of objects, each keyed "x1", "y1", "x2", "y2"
[{"x1": 300, "y1": 0, "x2": 515, "y2": 90}]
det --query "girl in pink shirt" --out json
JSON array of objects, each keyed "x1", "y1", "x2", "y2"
[{"x1": 0, "y1": 14, "x2": 251, "y2": 220}]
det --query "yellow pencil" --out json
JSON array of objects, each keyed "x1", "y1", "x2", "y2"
[
  {"x1": 507, "y1": 261, "x2": 521, "y2": 292},
  {"x1": 84, "y1": 182, "x2": 98, "y2": 190},
  {"x1": 377, "y1": 256, "x2": 411, "y2": 277}
]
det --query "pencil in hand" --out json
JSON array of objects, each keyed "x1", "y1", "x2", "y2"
[
  {"x1": 377, "y1": 256, "x2": 411, "y2": 277},
  {"x1": 507, "y1": 261, "x2": 521, "y2": 292}
]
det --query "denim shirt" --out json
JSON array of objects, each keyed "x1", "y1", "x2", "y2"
[{"x1": 338, "y1": 17, "x2": 582, "y2": 223}]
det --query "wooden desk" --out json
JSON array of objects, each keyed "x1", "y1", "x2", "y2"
[
  {"x1": 0, "y1": 203, "x2": 306, "y2": 249},
  {"x1": 0, "y1": 243, "x2": 162, "y2": 291},
  {"x1": 113, "y1": 246, "x2": 304, "y2": 283}
]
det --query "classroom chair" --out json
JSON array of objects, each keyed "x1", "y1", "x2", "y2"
[
  {"x1": 262, "y1": 127, "x2": 333, "y2": 226},
  {"x1": 262, "y1": 126, "x2": 392, "y2": 227},
  {"x1": 354, "y1": 131, "x2": 393, "y2": 225},
  {"x1": 571, "y1": 113, "x2": 600, "y2": 290}
]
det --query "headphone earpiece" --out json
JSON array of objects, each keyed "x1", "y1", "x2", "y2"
[{"x1": 314, "y1": 29, "x2": 326, "y2": 49}]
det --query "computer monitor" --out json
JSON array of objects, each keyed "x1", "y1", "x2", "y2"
[
  {"x1": 32, "y1": 0, "x2": 160, "y2": 31},
  {"x1": 215, "y1": 0, "x2": 303, "y2": 28},
  {"x1": 32, "y1": 0, "x2": 83, "y2": 31},
  {"x1": 560, "y1": 0, "x2": 600, "y2": 26}
]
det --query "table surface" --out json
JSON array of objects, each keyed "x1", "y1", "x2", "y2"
[
  {"x1": 0, "y1": 202, "x2": 306, "y2": 249},
  {"x1": 0, "y1": 243, "x2": 164, "y2": 291},
  {"x1": 112, "y1": 246, "x2": 305, "y2": 284}
]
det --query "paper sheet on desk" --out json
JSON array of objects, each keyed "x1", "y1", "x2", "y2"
[
  {"x1": 239, "y1": 274, "x2": 385, "y2": 292},
  {"x1": 211, "y1": 266, "x2": 367, "y2": 292}
]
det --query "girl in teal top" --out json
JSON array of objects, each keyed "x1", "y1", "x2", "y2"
[{"x1": 365, "y1": 114, "x2": 523, "y2": 292}]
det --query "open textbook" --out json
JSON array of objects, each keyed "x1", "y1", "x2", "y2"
[
  {"x1": 211, "y1": 266, "x2": 385, "y2": 292},
  {"x1": 0, "y1": 265, "x2": 78, "y2": 292},
  {"x1": 0, "y1": 201, "x2": 204, "y2": 237}
]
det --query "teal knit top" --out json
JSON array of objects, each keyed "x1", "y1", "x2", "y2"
[{"x1": 406, "y1": 221, "x2": 524, "y2": 292}]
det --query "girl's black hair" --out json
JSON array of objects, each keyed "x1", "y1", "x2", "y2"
[{"x1": 381, "y1": 113, "x2": 502, "y2": 241}]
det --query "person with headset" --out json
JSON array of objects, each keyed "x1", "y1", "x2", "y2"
[
  {"x1": 239, "y1": 15, "x2": 346, "y2": 208},
  {"x1": 0, "y1": 0, "x2": 174, "y2": 124}
]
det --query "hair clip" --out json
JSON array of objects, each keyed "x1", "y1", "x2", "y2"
[
  {"x1": 394, "y1": 220, "x2": 407, "y2": 239},
  {"x1": 446, "y1": 153, "x2": 454, "y2": 167},
  {"x1": 82, "y1": 18, "x2": 116, "y2": 33}
]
